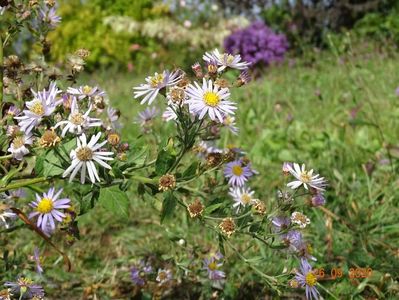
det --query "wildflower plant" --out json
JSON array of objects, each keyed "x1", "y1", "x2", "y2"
[{"x1": 0, "y1": 3, "x2": 332, "y2": 300}]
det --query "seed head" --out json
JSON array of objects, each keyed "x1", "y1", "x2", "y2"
[
  {"x1": 187, "y1": 199, "x2": 204, "y2": 218},
  {"x1": 219, "y1": 217, "x2": 236, "y2": 237},
  {"x1": 39, "y1": 130, "x2": 61, "y2": 148},
  {"x1": 159, "y1": 174, "x2": 176, "y2": 191}
]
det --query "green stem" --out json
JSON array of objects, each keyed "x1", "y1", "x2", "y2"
[
  {"x1": 0, "y1": 154, "x2": 12, "y2": 160},
  {"x1": 128, "y1": 174, "x2": 158, "y2": 185},
  {"x1": 0, "y1": 177, "x2": 48, "y2": 193},
  {"x1": 0, "y1": 34, "x2": 3, "y2": 106}
]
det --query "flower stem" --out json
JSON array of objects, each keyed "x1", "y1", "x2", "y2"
[
  {"x1": 0, "y1": 154, "x2": 12, "y2": 160},
  {"x1": 0, "y1": 34, "x2": 3, "y2": 106},
  {"x1": 0, "y1": 177, "x2": 48, "y2": 193},
  {"x1": 128, "y1": 174, "x2": 158, "y2": 185}
]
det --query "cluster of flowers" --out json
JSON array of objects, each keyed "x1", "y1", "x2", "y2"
[{"x1": 224, "y1": 21, "x2": 289, "y2": 68}]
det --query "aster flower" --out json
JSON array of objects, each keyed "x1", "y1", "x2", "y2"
[
  {"x1": 282, "y1": 230, "x2": 303, "y2": 252},
  {"x1": 223, "y1": 115, "x2": 239, "y2": 135},
  {"x1": 4, "y1": 277, "x2": 45, "y2": 299},
  {"x1": 54, "y1": 98, "x2": 102, "y2": 137},
  {"x1": 272, "y1": 216, "x2": 291, "y2": 232},
  {"x1": 291, "y1": 211, "x2": 311, "y2": 229},
  {"x1": 62, "y1": 133, "x2": 114, "y2": 184},
  {"x1": 311, "y1": 193, "x2": 326, "y2": 207},
  {"x1": 131, "y1": 266, "x2": 145, "y2": 286},
  {"x1": 0, "y1": 207, "x2": 16, "y2": 229},
  {"x1": 236, "y1": 70, "x2": 251, "y2": 86},
  {"x1": 139, "y1": 259, "x2": 153, "y2": 274},
  {"x1": 295, "y1": 259, "x2": 320, "y2": 300},
  {"x1": 224, "y1": 159, "x2": 254, "y2": 187},
  {"x1": 193, "y1": 140, "x2": 222, "y2": 159},
  {"x1": 7, "y1": 105, "x2": 21, "y2": 117},
  {"x1": 7, "y1": 133, "x2": 33, "y2": 160},
  {"x1": 287, "y1": 163, "x2": 327, "y2": 191},
  {"x1": 67, "y1": 85, "x2": 105, "y2": 101},
  {"x1": 106, "y1": 107, "x2": 121, "y2": 130},
  {"x1": 203, "y1": 49, "x2": 251, "y2": 72},
  {"x1": 156, "y1": 269, "x2": 173, "y2": 285},
  {"x1": 186, "y1": 79, "x2": 237, "y2": 123},
  {"x1": 203, "y1": 256, "x2": 226, "y2": 281},
  {"x1": 133, "y1": 70, "x2": 181, "y2": 105},
  {"x1": 29, "y1": 187, "x2": 71, "y2": 234},
  {"x1": 15, "y1": 82, "x2": 61, "y2": 133},
  {"x1": 162, "y1": 105, "x2": 178, "y2": 122},
  {"x1": 40, "y1": 6, "x2": 61, "y2": 28},
  {"x1": 135, "y1": 107, "x2": 159, "y2": 127},
  {"x1": 229, "y1": 186, "x2": 255, "y2": 212},
  {"x1": 33, "y1": 247, "x2": 44, "y2": 274}
]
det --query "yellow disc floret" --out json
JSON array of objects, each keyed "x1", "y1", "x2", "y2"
[
  {"x1": 29, "y1": 101, "x2": 45, "y2": 115},
  {"x1": 37, "y1": 198, "x2": 54, "y2": 214},
  {"x1": 232, "y1": 165, "x2": 243, "y2": 176},
  {"x1": 305, "y1": 272, "x2": 317, "y2": 287},
  {"x1": 203, "y1": 92, "x2": 220, "y2": 107}
]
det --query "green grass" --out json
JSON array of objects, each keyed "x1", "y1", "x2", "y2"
[{"x1": 5, "y1": 49, "x2": 399, "y2": 299}]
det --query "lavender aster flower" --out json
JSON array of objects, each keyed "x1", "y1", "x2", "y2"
[
  {"x1": 272, "y1": 216, "x2": 291, "y2": 232},
  {"x1": 106, "y1": 107, "x2": 121, "y2": 130},
  {"x1": 282, "y1": 230, "x2": 303, "y2": 252},
  {"x1": 33, "y1": 247, "x2": 44, "y2": 274},
  {"x1": 135, "y1": 107, "x2": 159, "y2": 127},
  {"x1": 203, "y1": 257, "x2": 225, "y2": 281},
  {"x1": 67, "y1": 85, "x2": 105, "y2": 101},
  {"x1": 186, "y1": 79, "x2": 237, "y2": 123},
  {"x1": 29, "y1": 187, "x2": 71, "y2": 234},
  {"x1": 295, "y1": 259, "x2": 320, "y2": 300},
  {"x1": 133, "y1": 70, "x2": 181, "y2": 105},
  {"x1": 131, "y1": 266, "x2": 145, "y2": 286},
  {"x1": 40, "y1": 6, "x2": 62, "y2": 28},
  {"x1": 4, "y1": 277, "x2": 45, "y2": 299},
  {"x1": 7, "y1": 105, "x2": 21, "y2": 117},
  {"x1": 311, "y1": 193, "x2": 326, "y2": 207},
  {"x1": 54, "y1": 98, "x2": 102, "y2": 137},
  {"x1": 287, "y1": 163, "x2": 327, "y2": 191},
  {"x1": 203, "y1": 49, "x2": 251, "y2": 72},
  {"x1": 224, "y1": 159, "x2": 254, "y2": 186}
]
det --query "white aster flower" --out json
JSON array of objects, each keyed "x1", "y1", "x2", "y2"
[
  {"x1": 62, "y1": 133, "x2": 114, "y2": 184},
  {"x1": 14, "y1": 82, "x2": 61, "y2": 133},
  {"x1": 186, "y1": 79, "x2": 236, "y2": 123},
  {"x1": 54, "y1": 98, "x2": 102, "y2": 137},
  {"x1": 106, "y1": 107, "x2": 121, "y2": 130},
  {"x1": 287, "y1": 163, "x2": 327, "y2": 191},
  {"x1": 223, "y1": 115, "x2": 239, "y2": 135},
  {"x1": 7, "y1": 133, "x2": 33, "y2": 160},
  {"x1": 0, "y1": 207, "x2": 16, "y2": 229},
  {"x1": 229, "y1": 186, "x2": 255, "y2": 212},
  {"x1": 67, "y1": 85, "x2": 105, "y2": 100},
  {"x1": 133, "y1": 70, "x2": 181, "y2": 105},
  {"x1": 162, "y1": 105, "x2": 178, "y2": 122},
  {"x1": 203, "y1": 49, "x2": 251, "y2": 72},
  {"x1": 291, "y1": 211, "x2": 310, "y2": 229}
]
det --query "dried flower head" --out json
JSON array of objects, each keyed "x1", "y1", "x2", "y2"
[
  {"x1": 159, "y1": 174, "x2": 176, "y2": 191},
  {"x1": 167, "y1": 86, "x2": 186, "y2": 104},
  {"x1": 291, "y1": 211, "x2": 310, "y2": 229},
  {"x1": 75, "y1": 48, "x2": 90, "y2": 59},
  {"x1": 39, "y1": 129, "x2": 61, "y2": 148},
  {"x1": 4, "y1": 55, "x2": 21, "y2": 69},
  {"x1": 252, "y1": 199, "x2": 266, "y2": 215},
  {"x1": 176, "y1": 76, "x2": 191, "y2": 88},
  {"x1": 219, "y1": 217, "x2": 236, "y2": 237},
  {"x1": 214, "y1": 78, "x2": 230, "y2": 89},
  {"x1": 187, "y1": 199, "x2": 204, "y2": 218},
  {"x1": 192, "y1": 62, "x2": 203, "y2": 78},
  {"x1": 107, "y1": 132, "x2": 121, "y2": 147},
  {"x1": 206, "y1": 152, "x2": 223, "y2": 167}
]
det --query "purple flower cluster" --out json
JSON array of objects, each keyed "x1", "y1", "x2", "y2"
[{"x1": 224, "y1": 21, "x2": 288, "y2": 68}]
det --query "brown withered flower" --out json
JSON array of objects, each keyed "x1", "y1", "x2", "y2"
[
  {"x1": 187, "y1": 199, "x2": 204, "y2": 218},
  {"x1": 252, "y1": 199, "x2": 266, "y2": 215},
  {"x1": 219, "y1": 217, "x2": 236, "y2": 237},
  {"x1": 206, "y1": 152, "x2": 223, "y2": 168},
  {"x1": 39, "y1": 130, "x2": 61, "y2": 148},
  {"x1": 214, "y1": 78, "x2": 230, "y2": 89},
  {"x1": 167, "y1": 86, "x2": 186, "y2": 104},
  {"x1": 159, "y1": 174, "x2": 176, "y2": 191},
  {"x1": 107, "y1": 132, "x2": 121, "y2": 147}
]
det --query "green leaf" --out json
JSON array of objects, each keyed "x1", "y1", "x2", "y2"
[
  {"x1": 182, "y1": 161, "x2": 198, "y2": 178},
  {"x1": 160, "y1": 191, "x2": 176, "y2": 223},
  {"x1": 99, "y1": 186, "x2": 129, "y2": 219},
  {"x1": 43, "y1": 150, "x2": 64, "y2": 177},
  {"x1": 155, "y1": 150, "x2": 176, "y2": 175}
]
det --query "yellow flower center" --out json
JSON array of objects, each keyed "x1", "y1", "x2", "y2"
[
  {"x1": 208, "y1": 262, "x2": 217, "y2": 271},
  {"x1": 76, "y1": 146, "x2": 93, "y2": 161},
  {"x1": 70, "y1": 112, "x2": 85, "y2": 125},
  {"x1": 158, "y1": 271, "x2": 167, "y2": 280},
  {"x1": 241, "y1": 194, "x2": 252, "y2": 204},
  {"x1": 203, "y1": 92, "x2": 220, "y2": 107},
  {"x1": 293, "y1": 212, "x2": 307, "y2": 224},
  {"x1": 29, "y1": 101, "x2": 45, "y2": 115},
  {"x1": 149, "y1": 73, "x2": 164, "y2": 88},
  {"x1": 305, "y1": 272, "x2": 317, "y2": 287},
  {"x1": 18, "y1": 277, "x2": 33, "y2": 286},
  {"x1": 225, "y1": 54, "x2": 235, "y2": 64},
  {"x1": 82, "y1": 85, "x2": 92, "y2": 95},
  {"x1": 37, "y1": 198, "x2": 54, "y2": 214},
  {"x1": 300, "y1": 171, "x2": 312, "y2": 183},
  {"x1": 307, "y1": 243, "x2": 313, "y2": 254},
  {"x1": 232, "y1": 165, "x2": 243, "y2": 176},
  {"x1": 224, "y1": 115, "x2": 233, "y2": 125},
  {"x1": 13, "y1": 136, "x2": 25, "y2": 149}
]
